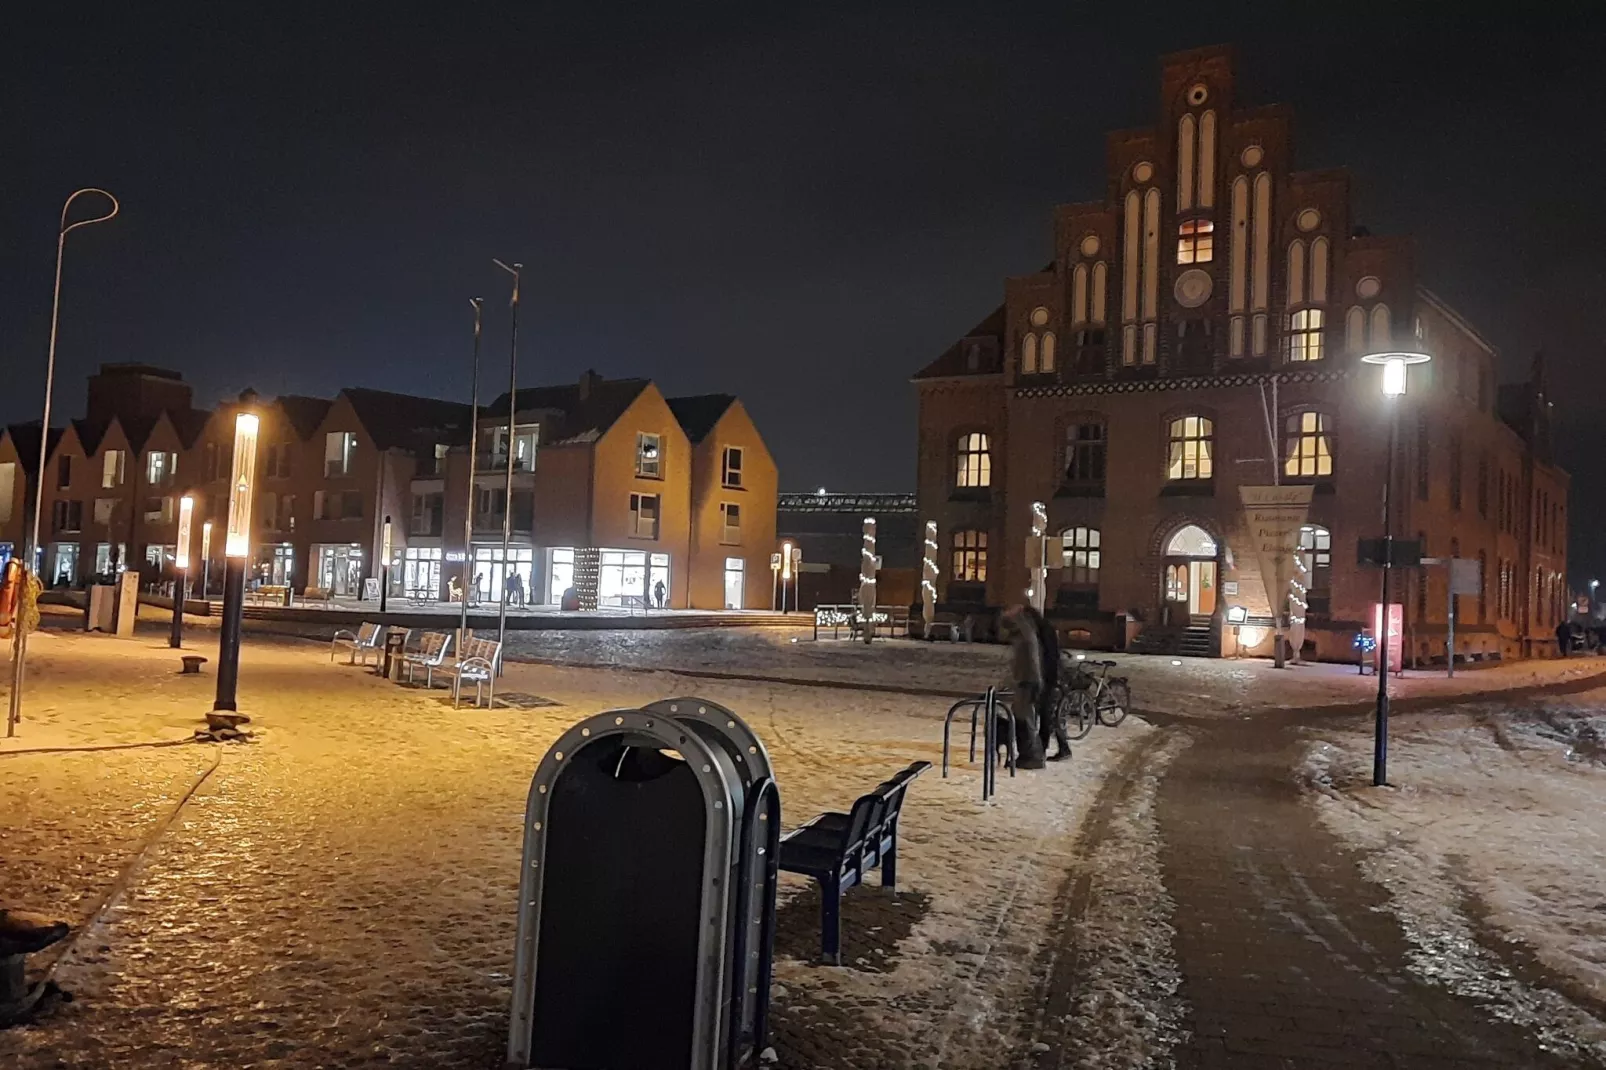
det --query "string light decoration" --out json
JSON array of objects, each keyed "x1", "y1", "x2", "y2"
[
  {"x1": 858, "y1": 517, "x2": 878, "y2": 644},
  {"x1": 920, "y1": 520, "x2": 938, "y2": 626},
  {"x1": 1028, "y1": 501, "x2": 1048, "y2": 612}
]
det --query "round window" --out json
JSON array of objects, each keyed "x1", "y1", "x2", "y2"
[
  {"x1": 1079, "y1": 234, "x2": 1100, "y2": 258},
  {"x1": 1132, "y1": 161, "x2": 1155, "y2": 183},
  {"x1": 1030, "y1": 307, "x2": 1050, "y2": 327},
  {"x1": 1186, "y1": 83, "x2": 1209, "y2": 106},
  {"x1": 1297, "y1": 208, "x2": 1322, "y2": 232},
  {"x1": 1240, "y1": 144, "x2": 1264, "y2": 168},
  {"x1": 1356, "y1": 276, "x2": 1382, "y2": 300}
]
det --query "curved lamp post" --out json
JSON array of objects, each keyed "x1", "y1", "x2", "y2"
[
  {"x1": 1359, "y1": 349, "x2": 1431, "y2": 786},
  {"x1": 7, "y1": 188, "x2": 119, "y2": 738}
]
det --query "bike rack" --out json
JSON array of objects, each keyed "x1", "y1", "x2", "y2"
[{"x1": 941, "y1": 687, "x2": 1015, "y2": 801}]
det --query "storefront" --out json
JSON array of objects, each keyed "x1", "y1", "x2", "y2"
[
  {"x1": 48, "y1": 543, "x2": 78, "y2": 587},
  {"x1": 548, "y1": 547, "x2": 670, "y2": 608},
  {"x1": 313, "y1": 542, "x2": 365, "y2": 597},
  {"x1": 258, "y1": 543, "x2": 295, "y2": 587},
  {"x1": 404, "y1": 546, "x2": 445, "y2": 600},
  {"x1": 472, "y1": 544, "x2": 535, "y2": 606}
]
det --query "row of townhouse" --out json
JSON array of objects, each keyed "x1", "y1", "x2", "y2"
[{"x1": 0, "y1": 364, "x2": 779, "y2": 610}]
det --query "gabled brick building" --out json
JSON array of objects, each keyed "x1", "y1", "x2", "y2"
[{"x1": 915, "y1": 47, "x2": 1568, "y2": 662}]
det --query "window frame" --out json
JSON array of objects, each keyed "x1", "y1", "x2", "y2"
[
  {"x1": 719, "y1": 501, "x2": 741, "y2": 545},
  {"x1": 629, "y1": 491, "x2": 661, "y2": 540},
  {"x1": 1176, "y1": 218, "x2": 1215, "y2": 264},
  {"x1": 1165, "y1": 415, "x2": 1214, "y2": 481},
  {"x1": 636, "y1": 432, "x2": 663, "y2": 479},
  {"x1": 955, "y1": 432, "x2": 992, "y2": 489},
  {"x1": 1282, "y1": 411, "x2": 1334, "y2": 479},
  {"x1": 1060, "y1": 527, "x2": 1101, "y2": 586},
  {"x1": 950, "y1": 528, "x2": 987, "y2": 583},
  {"x1": 721, "y1": 446, "x2": 744, "y2": 489},
  {"x1": 1284, "y1": 307, "x2": 1325, "y2": 363},
  {"x1": 1063, "y1": 421, "x2": 1107, "y2": 486}
]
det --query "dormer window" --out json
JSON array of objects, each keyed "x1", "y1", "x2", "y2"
[{"x1": 1177, "y1": 219, "x2": 1214, "y2": 264}]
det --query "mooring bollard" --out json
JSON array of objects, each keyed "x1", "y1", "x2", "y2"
[{"x1": 507, "y1": 698, "x2": 780, "y2": 1070}]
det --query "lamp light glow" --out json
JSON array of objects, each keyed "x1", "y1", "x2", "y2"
[
  {"x1": 175, "y1": 496, "x2": 195, "y2": 569},
  {"x1": 224, "y1": 412, "x2": 260, "y2": 559},
  {"x1": 1360, "y1": 349, "x2": 1431, "y2": 398},
  {"x1": 201, "y1": 521, "x2": 213, "y2": 559}
]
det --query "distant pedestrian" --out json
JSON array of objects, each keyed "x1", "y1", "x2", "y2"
[
  {"x1": 1025, "y1": 605, "x2": 1070, "y2": 762},
  {"x1": 506, "y1": 570, "x2": 525, "y2": 608},
  {"x1": 654, "y1": 579, "x2": 666, "y2": 610},
  {"x1": 474, "y1": 572, "x2": 484, "y2": 603},
  {"x1": 1556, "y1": 619, "x2": 1572, "y2": 657},
  {"x1": 1001, "y1": 604, "x2": 1047, "y2": 769}
]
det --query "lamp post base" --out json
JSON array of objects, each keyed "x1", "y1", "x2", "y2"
[{"x1": 168, "y1": 571, "x2": 187, "y2": 649}]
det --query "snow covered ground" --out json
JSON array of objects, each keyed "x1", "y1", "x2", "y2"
[
  {"x1": 1, "y1": 625, "x2": 1160, "y2": 1069},
  {"x1": 1299, "y1": 695, "x2": 1606, "y2": 1063}
]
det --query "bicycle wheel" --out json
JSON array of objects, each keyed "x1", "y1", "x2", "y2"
[
  {"x1": 1098, "y1": 678, "x2": 1131, "y2": 727},
  {"x1": 1061, "y1": 686, "x2": 1095, "y2": 740}
]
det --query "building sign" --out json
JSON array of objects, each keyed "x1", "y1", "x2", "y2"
[
  {"x1": 1449, "y1": 557, "x2": 1481, "y2": 596},
  {"x1": 1238, "y1": 485, "x2": 1314, "y2": 624}
]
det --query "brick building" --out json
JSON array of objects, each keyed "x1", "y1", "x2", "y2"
[
  {"x1": 915, "y1": 46, "x2": 1568, "y2": 662},
  {"x1": 25, "y1": 367, "x2": 779, "y2": 611}
]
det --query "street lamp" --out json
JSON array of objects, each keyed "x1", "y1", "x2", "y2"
[
  {"x1": 493, "y1": 259, "x2": 522, "y2": 661},
  {"x1": 459, "y1": 298, "x2": 484, "y2": 649},
  {"x1": 169, "y1": 495, "x2": 195, "y2": 648},
  {"x1": 200, "y1": 521, "x2": 213, "y2": 599},
  {"x1": 1359, "y1": 349, "x2": 1431, "y2": 786},
  {"x1": 780, "y1": 540, "x2": 793, "y2": 613},
  {"x1": 380, "y1": 515, "x2": 393, "y2": 615},
  {"x1": 8, "y1": 188, "x2": 119, "y2": 739},
  {"x1": 214, "y1": 411, "x2": 259, "y2": 713}
]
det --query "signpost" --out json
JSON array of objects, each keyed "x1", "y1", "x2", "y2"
[
  {"x1": 1238, "y1": 485, "x2": 1314, "y2": 667},
  {"x1": 1420, "y1": 556, "x2": 1482, "y2": 677},
  {"x1": 789, "y1": 544, "x2": 802, "y2": 612},
  {"x1": 769, "y1": 552, "x2": 782, "y2": 611}
]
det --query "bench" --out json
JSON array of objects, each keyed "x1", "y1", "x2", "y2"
[
  {"x1": 330, "y1": 621, "x2": 384, "y2": 665},
  {"x1": 300, "y1": 586, "x2": 333, "y2": 604},
  {"x1": 401, "y1": 631, "x2": 453, "y2": 688},
  {"x1": 777, "y1": 760, "x2": 931, "y2": 964},
  {"x1": 445, "y1": 634, "x2": 503, "y2": 708},
  {"x1": 244, "y1": 584, "x2": 289, "y2": 607}
]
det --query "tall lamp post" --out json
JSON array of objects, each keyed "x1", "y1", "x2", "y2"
[
  {"x1": 459, "y1": 298, "x2": 484, "y2": 646},
  {"x1": 214, "y1": 411, "x2": 259, "y2": 713},
  {"x1": 492, "y1": 259, "x2": 522, "y2": 660},
  {"x1": 8, "y1": 188, "x2": 119, "y2": 737},
  {"x1": 169, "y1": 495, "x2": 195, "y2": 648},
  {"x1": 1360, "y1": 349, "x2": 1431, "y2": 787}
]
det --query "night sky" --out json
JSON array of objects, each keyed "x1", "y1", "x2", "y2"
[{"x1": 3, "y1": 6, "x2": 1603, "y2": 579}]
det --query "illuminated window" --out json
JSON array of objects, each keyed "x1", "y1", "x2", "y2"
[
  {"x1": 951, "y1": 529, "x2": 987, "y2": 582},
  {"x1": 1176, "y1": 219, "x2": 1214, "y2": 264},
  {"x1": 956, "y1": 432, "x2": 991, "y2": 488},
  {"x1": 1285, "y1": 308, "x2": 1325, "y2": 362},
  {"x1": 1166, "y1": 416, "x2": 1213, "y2": 480},
  {"x1": 636, "y1": 433, "x2": 662, "y2": 479},
  {"x1": 1283, "y1": 412, "x2": 1333, "y2": 478},
  {"x1": 1064, "y1": 422, "x2": 1106, "y2": 484},
  {"x1": 1061, "y1": 527, "x2": 1100, "y2": 585},
  {"x1": 1299, "y1": 524, "x2": 1331, "y2": 583}
]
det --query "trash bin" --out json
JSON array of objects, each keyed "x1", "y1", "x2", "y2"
[{"x1": 508, "y1": 699, "x2": 780, "y2": 1070}]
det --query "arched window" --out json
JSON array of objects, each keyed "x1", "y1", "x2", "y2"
[
  {"x1": 1284, "y1": 411, "x2": 1333, "y2": 478},
  {"x1": 1285, "y1": 308, "x2": 1325, "y2": 362},
  {"x1": 1370, "y1": 303, "x2": 1392, "y2": 347},
  {"x1": 951, "y1": 529, "x2": 987, "y2": 582},
  {"x1": 1164, "y1": 524, "x2": 1217, "y2": 557},
  {"x1": 1022, "y1": 333, "x2": 1039, "y2": 374},
  {"x1": 1040, "y1": 331, "x2": 1056, "y2": 373},
  {"x1": 1166, "y1": 416, "x2": 1214, "y2": 480},
  {"x1": 1177, "y1": 219, "x2": 1214, "y2": 264},
  {"x1": 1061, "y1": 527, "x2": 1101, "y2": 585},
  {"x1": 955, "y1": 433, "x2": 991, "y2": 489}
]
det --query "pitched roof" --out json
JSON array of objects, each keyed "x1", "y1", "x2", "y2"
[
  {"x1": 276, "y1": 395, "x2": 335, "y2": 440},
  {"x1": 3, "y1": 422, "x2": 63, "y2": 475},
  {"x1": 666, "y1": 394, "x2": 736, "y2": 444},
  {"x1": 913, "y1": 305, "x2": 1006, "y2": 380},
  {"x1": 486, "y1": 377, "x2": 650, "y2": 445},
  {"x1": 71, "y1": 418, "x2": 110, "y2": 454},
  {"x1": 171, "y1": 408, "x2": 213, "y2": 449},
  {"x1": 343, "y1": 388, "x2": 474, "y2": 451}
]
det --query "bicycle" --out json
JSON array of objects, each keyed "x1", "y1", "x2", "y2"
[{"x1": 1057, "y1": 656, "x2": 1131, "y2": 731}]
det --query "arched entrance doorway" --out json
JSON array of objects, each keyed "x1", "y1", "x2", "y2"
[{"x1": 1162, "y1": 524, "x2": 1217, "y2": 626}]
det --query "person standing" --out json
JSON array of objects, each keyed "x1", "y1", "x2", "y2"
[
  {"x1": 1001, "y1": 604, "x2": 1047, "y2": 769},
  {"x1": 654, "y1": 579, "x2": 666, "y2": 610},
  {"x1": 1026, "y1": 604, "x2": 1071, "y2": 761}
]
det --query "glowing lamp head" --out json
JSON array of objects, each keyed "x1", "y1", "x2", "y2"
[
  {"x1": 781, "y1": 541, "x2": 793, "y2": 580},
  {"x1": 175, "y1": 496, "x2": 195, "y2": 569},
  {"x1": 1361, "y1": 349, "x2": 1431, "y2": 399},
  {"x1": 224, "y1": 412, "x2": 260, "y2": 558}
]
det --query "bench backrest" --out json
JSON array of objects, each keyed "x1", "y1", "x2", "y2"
[
  {"x1": 461, "y1": 635, "x2": 501, "y2": 664},
  {"x1": 418, "y1": 631, "x2": 451, "y2": 662},
  {"x1": 356, "y1": 622, "x2": 381, "y2": 645}
]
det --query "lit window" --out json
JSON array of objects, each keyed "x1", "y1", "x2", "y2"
[
  {"x1": 629, "y1": 492, "x2": 660, "y2": 539},
  {"x1": 1166, "y1": 416, "x2": 1213, "y2": 480},
  {"x1": 636, "y1": 432, "x2": 662, "y2": 479},
  {"x1": 1022, "y1": 333, "x2": 1039, "y2": 375},
  {"x1": 102, "y1": 450, "x2": 125, "y2": 489},
  {"x1": 1060, "y1": 527, "x2": 1100, "y2": 585},
  {"x1": 956, "y1": 433, "x2": 991, "y2": 488},
  {"x1": 1286, "y1": 308, "x2": 1325, "y2": 362},
  {"x1": 1177, "y1": 219, "x2": 1214, "y2": 264},
  {"x1": 722, "y1": 447, "x2": 744, "y2": 488},
  {"x1": 146, "y1": 450, "x2": 176, "y2": 487},
  {"x1": 1064, "y1": 422, "x2": 1106, "y2": 484},
  {"x1": 951, "y1": 529, "x2": 987, "y2": 582},
  {"x1": 324, "y1": 432, "x2": 357, "y2": 477},
  {"x1": 1283, "y1": 412, "x2": 1333, "y2": 478},
  {"x1": 1299, "y1": 524, "x2": 1331, "y2": 577}
]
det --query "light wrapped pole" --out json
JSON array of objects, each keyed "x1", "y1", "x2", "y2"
[
  {"x1": 858, "y1": 517, "x2": 877, "y2": 645},
  {"x1": 214, "y1": 412, "x2": 258, "y2": 712},
  {"x1": 921, "y1": 520, "x2": 938, "y2": 632},
  {"x1": 1029, "y1": 501, "x2": 1048, "y2": 613},
  {"x1": 169, "y1": 494, "x2": 194, "y2": 648}
]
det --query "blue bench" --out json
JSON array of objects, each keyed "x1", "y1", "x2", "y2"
[{"x1": 777, "y1": 760, "x2": 930, "y2": 964}]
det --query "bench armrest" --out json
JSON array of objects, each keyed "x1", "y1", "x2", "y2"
[{"x1": 331, "y1": 629, "x2": 358, "y2": 643}]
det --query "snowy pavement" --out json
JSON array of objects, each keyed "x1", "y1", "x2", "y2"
[{"x1": 3, "y1": 625, "x2": 1604, "y2": 1068}]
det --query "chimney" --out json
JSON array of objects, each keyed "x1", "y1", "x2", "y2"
[{"x1": 578, "y1": 369, "x2": 602, "y2": 401}]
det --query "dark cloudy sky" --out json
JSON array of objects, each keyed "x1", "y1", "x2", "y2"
[{"x1": 3, "y1": 5, "x2": 1604, "y2": 577}]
